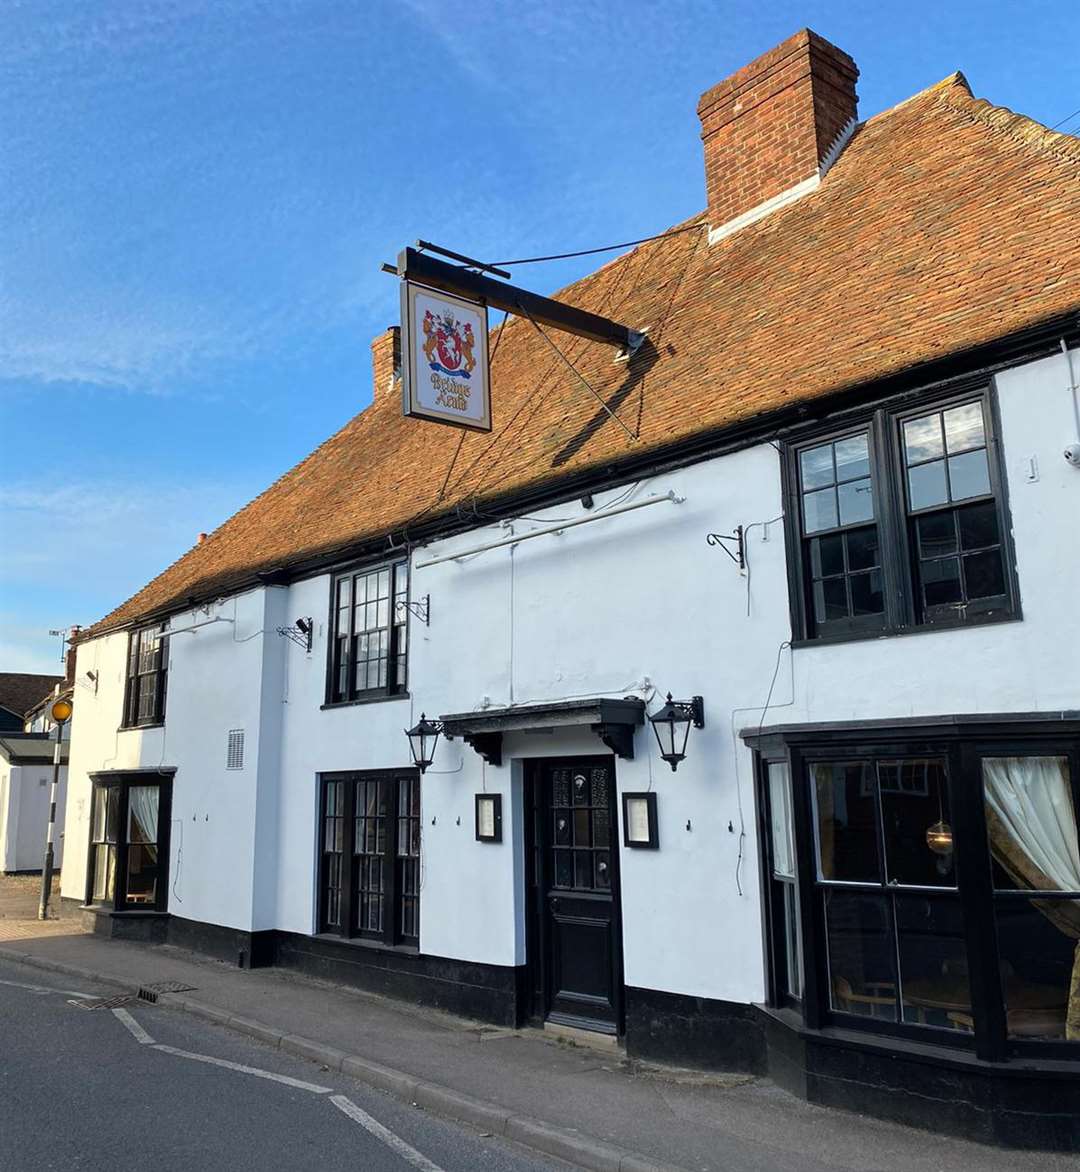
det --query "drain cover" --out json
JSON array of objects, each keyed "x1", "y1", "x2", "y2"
[{"x1": 69, "y1": 994, "x2": 134, "y2": 1010}]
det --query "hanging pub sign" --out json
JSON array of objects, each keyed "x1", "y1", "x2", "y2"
[{"x1": 401, "y1": 280, "x2": 492, "y2": 432}]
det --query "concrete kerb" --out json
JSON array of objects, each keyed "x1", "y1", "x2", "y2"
[{"x1": 0, "y1": 949, "x2": 684, "y2": 1172}]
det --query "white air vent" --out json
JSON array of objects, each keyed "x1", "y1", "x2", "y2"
[{"x1": 226, "y1": 729, "x2": 245, "y2": 771}]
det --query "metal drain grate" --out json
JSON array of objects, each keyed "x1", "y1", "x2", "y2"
[
  {"x1": 69, "y1": 994, "x2": 135, "y2": 1010},
  {"x1": 137, "y1": 980, "x2": 196, "y2": 1003}
]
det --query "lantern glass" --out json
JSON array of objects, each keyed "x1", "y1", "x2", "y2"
[
  {"x1": 405, "y1": 714, "x2": 442, "y2": 773},
  {"x1": 649, "y1": 694, "x2": 693, "y2": 771}
]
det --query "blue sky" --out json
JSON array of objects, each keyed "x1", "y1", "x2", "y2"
[{"x1": 2, "y1": 0, "x2": 1078, "y2": 674}]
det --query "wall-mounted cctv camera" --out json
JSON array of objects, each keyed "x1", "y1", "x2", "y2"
[{"x1": 1065, "y1": 443, "x2": 1080, "y2": 468}]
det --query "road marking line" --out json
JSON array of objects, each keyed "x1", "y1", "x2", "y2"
[
  {"x1": 112, "y1": 1007, "x2": 156, "y2": 1044},
  {"x1": 0, "y1": 977, "x2": 92, "y2": 997},
  {"x1": 330, "y1": 1094, "x2": 446, "y2": 1172},
  {"x1": 153, "y1": 1044, "x2": 333, "y2": 1093}
]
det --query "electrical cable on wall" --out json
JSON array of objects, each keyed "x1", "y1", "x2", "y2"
[{"x1": 728, "y1": 640, "x2": 795, "y2": 896}]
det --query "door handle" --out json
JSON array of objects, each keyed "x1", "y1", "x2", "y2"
[{"x1": 550, "y1": 897, "x2": 561, "y2": 912}]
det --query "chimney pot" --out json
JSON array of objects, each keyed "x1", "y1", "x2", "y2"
[
  {"x1": 197, "y1": 532, "x2": 208, "y2": 544},
  {"x1": 698, "y1": 29, "x2": 858, "y2": 237}
]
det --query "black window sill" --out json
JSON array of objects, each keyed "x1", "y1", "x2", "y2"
[
  {"x1": 321, "y1": 693, "x2": 410, "y2": 711},
  {"x1": 81, "y1": 903, "x2": 167, "y2": 918},
  {"x1": 755, "y1": 1004, "x2": 1080, "y2": 1075},
  {"x1": 118, "y1": 722, "x2": 165, "y2": 732},
  {"x1": 312, "y1": 932, "x2": 419, "y2": 956},
  {"x1": 791, "y1": 611, "x2": 1021, "y2": 650}
]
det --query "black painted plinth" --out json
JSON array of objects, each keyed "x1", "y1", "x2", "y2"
[{"x1": 624, "y1": 986, "x2": 767, "y2": 1073}]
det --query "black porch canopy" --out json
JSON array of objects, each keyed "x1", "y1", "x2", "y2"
[{"x1": 439, "y1": 698, "x2": 646, "y2": 767}]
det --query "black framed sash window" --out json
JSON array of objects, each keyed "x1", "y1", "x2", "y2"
[
  {"x1": 784, "y1": 385, "x2": 1017, "y2": 641},
  {"x1": 87, "y1": 776, "x2": 172, "y2": 912},
  {"x1": 122, "y1": 624, "x2": 167, "y2": 727},
  {"x1": 318, "y1": 769, "x2": 420, "y2": 947},
  {"x1": 327, "y1": 561, "x2": 408, "y2": 704},
  {"x1": 752, "y1": 723, "x2": 1080, "y2": 1061}
]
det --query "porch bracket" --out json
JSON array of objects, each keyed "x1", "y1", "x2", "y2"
[
  {"x1": 591, "y1": 720, "x2": 636, "y2": 760},
  {"x1": 462, "y1": 731, "x2": 503, "y2": 768}
]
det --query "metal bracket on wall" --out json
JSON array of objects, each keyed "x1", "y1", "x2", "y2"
[
  {"x1": 462, "y1": 731, "x2": 503, "y2": 767},
  {"x1": 706, "y1": 525, "x2": 745, "y2": 570},
  {"x1": 277, "y1": 618, "x2": 313, "y2": 652},
  {"x1": 396, "y1": 593, "x2": 430, "y2": 627}
]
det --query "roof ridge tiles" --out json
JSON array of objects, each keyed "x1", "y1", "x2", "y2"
[{"x1": 932, "y1": 81, "x2": 1080, "y2": 166}]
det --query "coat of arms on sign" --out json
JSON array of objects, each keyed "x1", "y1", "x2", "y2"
[{"x1": 401, "y1": 280, "x2": 492, "y2": 432}]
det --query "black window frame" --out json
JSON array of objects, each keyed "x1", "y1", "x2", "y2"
[
  {"x1": 783, "y1": 381, "x2": 1020, "y2": 644},
  {"x1": 749, "y1": 719, "x2": 1080, "y2": 1065},
  {"x1": 122, "y1": 624, "x2": 168, "y2": 728},
  {"x1": 85, "y1": 773, "x2": 173, "y2": 913},
  {"x1": 324, "y1": 559, "x2": 409, "y2": 706},
  {"x1": 317, "y1": 768, "x2": 421, "y2": 949}
]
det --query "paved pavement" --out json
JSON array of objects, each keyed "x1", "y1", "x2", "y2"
[
  {"x1": 0, "y1": 873, "x2": 77, "y2": 940},
  {"x1": 0, "y1": 953, "x2": 567, "y2": 1172},
  {"x1": 1, "y1": 877, "x2": 1078, "y2": 1172}
]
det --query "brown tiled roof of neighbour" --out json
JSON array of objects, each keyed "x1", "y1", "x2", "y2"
[
  {"x1": 84, "y1": 73, "x2": 1080, "y2": 639},
  {"x1": 0, "y1": 673, "x2": 63, "y2": 720}
]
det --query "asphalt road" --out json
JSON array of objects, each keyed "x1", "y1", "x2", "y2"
[{"x1": 0, "y1": 955, "x2": 567, "y2": 1172}]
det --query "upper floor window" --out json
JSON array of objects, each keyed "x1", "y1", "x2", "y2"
[
  {"x1": 327, "y1": 560, "x2": 408, "y2": 705},
  {"x1": 122, "y1": 624, "x2": 167, "y2": 728},
  {"x1": 785, "y1": 387, "x2": 1016, "y2": 641}
]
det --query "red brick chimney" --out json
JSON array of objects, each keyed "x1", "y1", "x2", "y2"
[
  {"x1": 371, "y1": 326, "x2": 401, "y2": 402},
  {"x1": 698, "y1": 29, "x2": 858, "y2": 239}
]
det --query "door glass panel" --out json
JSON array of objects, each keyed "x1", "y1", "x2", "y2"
[
  {"x1": 879, "y1": 760, "x2": 955, "y2": 887},
  {"x1": 813, "y1": 763, "x2": 879, "y2": 882},
  {"x1": 826, "y1": 891, "x2": 897, "y2": 1020},
  {"x1": 896, "y1": 895, "x2": 970, "y2": 1030}
]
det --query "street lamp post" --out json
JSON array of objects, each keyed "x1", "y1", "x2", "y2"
[{"x1": 38, "y1": 696, "x2": 72, "y2": 921}]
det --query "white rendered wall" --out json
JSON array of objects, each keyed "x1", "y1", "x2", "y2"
[
  {"x1": 0, "y1": 762, "x2": 68, "y2": 873},
  {"x1": 62, "y1": 345, "x2": 1079, "y2": 1009}
]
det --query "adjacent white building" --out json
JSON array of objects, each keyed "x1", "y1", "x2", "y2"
[{"x1": 60, "y1": 30, "x2": 1080, "y2": 1149}]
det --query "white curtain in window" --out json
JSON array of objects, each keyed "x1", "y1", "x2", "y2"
[
  {"x1": 768, "y1": 762, "x2": 795, "y2": 880},
  {"x1": 127, "y1": 785, "x2": 159, "y2": 845},
  {"x1": 983, "y1": 757, "x2": 1080, "y2": 891}
]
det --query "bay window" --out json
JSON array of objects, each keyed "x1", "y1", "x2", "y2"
[
  {"x1": 751, "y1": 721, "x2": 1080, "y2": 1059},
  {"x1": 87, "y1": 775, "x2": 172, "y2": 912}
]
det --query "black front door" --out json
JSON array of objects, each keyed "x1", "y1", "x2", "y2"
[{"x1": 528, "y1": 757, "x2": 623, "y2": 1034}]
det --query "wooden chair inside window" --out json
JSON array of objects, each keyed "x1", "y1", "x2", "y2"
[{"x1": 833, "y1": 976, "x2": 896, "y2": 1017}]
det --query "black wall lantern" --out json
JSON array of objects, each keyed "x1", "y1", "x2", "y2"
[
  {"x1": 405, "y1": 713, "x2": 444, "y2": 773},
  {"x1": 648, "y1": 694, "x2": 705, "y2": 772}
]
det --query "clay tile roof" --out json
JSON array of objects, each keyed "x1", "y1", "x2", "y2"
[
  {"x1": 84, "y1": 75, "x2": 1080, "y2": 639},
  {"x1": 0, "y1": 673, "x2": 63, "y2": 720}
]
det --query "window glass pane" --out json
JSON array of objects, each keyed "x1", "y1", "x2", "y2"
[
  {"x1": 783, "y1": 885, "x2": 803, "y2": 1000},
  {"x1": 964, "y1": 550, "x2": 1005, "y2": 599},
  {"x1": 921, "y1": 557, "x2": 962, "y2": 607},
  {"x1": 105, "y1": 787, "x2": 120, "y2": 841},
  {"x1": 812, "y1": 577, "x2": 847, "y2": 624},
  {"x1": 800, "y1": 443, "x2": 834, "y2": 489},
  {"x1": 92, "y1": 788, "x2": 107, "y2": 841},
  {"x1": 982, "y1": 757, "x2": 1080, "y2": 892},
  {"x1": 916, "y1": 512, "x2": 956, "y2": 559},
  {"x1": 834, "y1": 434, "x2": 870, "y2": 483},
  {"x1": 943, "y1": 402, "x2": 985, "y2": 454},
  {"x1": 813, "y1": 763, "x2": 880, "y2": 882},
  {"x1": 903, "y1": 414, "x2": 944, "y2": 464},
  {"x1": 768, "y1": 762, "x2": 795, "y2": 880},
  {"x1": 809, "y1": 533, "x2": 844, "y2": 578},
  {"x1": 93, "y1": 844, "x2": 115, "y2": 903},
  {"x1": 826, "y1": 891, "x2": 897, "y2": 1020},
  {"x1": 908, "y1": 460, "x2": 948, "y2": 510},
  {"x1": 126, "y1": 844, "x2": 159, "y2": 905},
  {"x1": 837, "y1": 477, "x2": 874, "y2": 526},
  {"x1": 849, "y1": 570, "x2": 884, "y2": 616},
  {"x1": 957, "y1": 501, "x2": 999, "y2": 551},
  {"x1": 803, "y1": 487, "x2": 838, "y2": 534},
  {"x1": 879, "y1": 760, "x2": 955, "y2": 887},
  {"x1": 994, "y1": 899, "x2": 1076, "y2": 1040},
  {"x1": 896, "y1": 896, "x2": 970, "y2": 1031},
  {"x1": 947, "y1": 449, "x2": 990, "y2": 502},
  {"x1": 845, "y1": 526, "x2": 879, "y2": 571}
]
